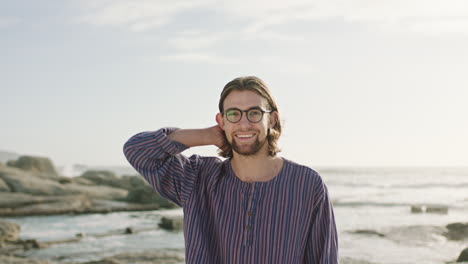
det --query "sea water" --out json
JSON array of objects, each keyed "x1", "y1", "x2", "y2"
[{"x1": 4, "y1": 167, "x2": 468, "y2": 264}]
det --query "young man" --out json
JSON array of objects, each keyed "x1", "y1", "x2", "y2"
[{"x1": 123, "y1": 76, "x2": 338, "y2": 263}]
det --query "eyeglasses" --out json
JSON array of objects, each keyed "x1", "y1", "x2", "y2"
[{"x1": 222, "y1": 107, "x2": 272, "y2": 123}]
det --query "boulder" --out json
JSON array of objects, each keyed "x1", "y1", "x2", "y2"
[
  {"x1": 0, "y1": 177, "x2": 10, "y2": 191},
  {"x1": 0, "y1": 168, "x2": 69, "y2": 195},
  {"x1": 0, "y1": 220, "x2": 20, "y2": 242},
  {"x1": 0, "y1": 256, "x2": 50, "y2": 264},
  {"x1": 0, "y1": 193, "x2": 93, "y2": 216},
  {"x1": 159, "y1": 216, "x2": 184, "y2": 231},
  {"x1": 81, "y1": 249, "x2": 185, "y2": 264},
  {"x1": 0, "y1": 167, "x2": 127, "y2": 200},
  {"x1": 444, "y1": 222, "x2": 468, "y2": 241},
  {"x1": 410, "y1": 204, "x2": 448, "y2": 214},
  {"x1": 458, "y1": 247, "x2": 468, "y2": 262},
  {"x1": 126, "y1": 185, "x2": 177, "y2": 208},
  {"x1": 6, "y1": 156, "x2": 58, "y2": 177},
  {"x1": 77, "y1": 170, "x2": 147, "y2": 191},
  {"x1": 62, "y1": 184, "x2": 128, "y2": 200},
  {"x1": 350, "y1": 229, "x2": 385, "y2": 237}
]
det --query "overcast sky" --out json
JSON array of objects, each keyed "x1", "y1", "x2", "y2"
[{"x1": 1, "y1": 0, "x2": 467, "y2": 167}]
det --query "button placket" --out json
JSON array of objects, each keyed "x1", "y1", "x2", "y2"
[{"x1": 243, "y1": 183, "x2": 257, "y2": 246}]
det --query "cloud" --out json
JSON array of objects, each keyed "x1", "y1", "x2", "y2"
[
  {"x1": 77, "y1": 0, "x2": 215, "y2": 32},
  {"x1": 406, "y1": 19, "x2": 468, "y2": 36},
  {"x1": 227, "y1": 0, "x2": 468, "y2": 35},
  {"x1": 0, "y1": 17, "x2": 20, "y2": 28},
  {"x1": 167, "y1": 30, "x2": 228, "y2": 51},
  {"x1": 159, "y1": 52, "x2": 239, "y2": 64},
  {"x1": 76, "y1": 0, "x2": 468, "y2": 35}
]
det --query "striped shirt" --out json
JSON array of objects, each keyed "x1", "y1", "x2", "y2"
[{"x1": 123, "y1": 127, "x2": 338, "y2": 264}]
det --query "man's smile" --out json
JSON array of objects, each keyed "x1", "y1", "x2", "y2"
[{"x1": 234, "y1": 133, "x2": 256, "y2": 141}]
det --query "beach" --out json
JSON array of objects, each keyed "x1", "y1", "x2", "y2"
[{"x1": 2, "y1": 163, "x2": 468, "y2": 263}]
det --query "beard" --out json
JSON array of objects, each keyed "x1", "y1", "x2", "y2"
[{"x1": 229, "y1": 134, "x2": 268, "y2": 156}]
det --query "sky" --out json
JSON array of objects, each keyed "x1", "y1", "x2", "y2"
[{"x1": 1, "y1": 0, "x2": 467, "y2": 168}]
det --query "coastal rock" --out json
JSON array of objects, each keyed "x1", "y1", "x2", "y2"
[
  {"x1": 457, "y1": 247, "x2": 468, "y2": 262},
  {"x1": 0, "y1": 220, "x2": 20, "y2": 242},
  {"x1": 0, "y1": 167, "x2": 127, "y2": 200},
  {"x1": 0, "y1": 167, "x2": 69, "y2": 195},
  {"x1": 81, "y1": 249, "x2": 185, "y2": 264},
  {"x1": 0, "y1": 156, "x2": 171, "y2": 216},
  {"x1": 63, "y1": 184, "x2": 128, "y2": 200},
  {"x1": 444, "y1": 222, "x2": 468, "y2": 241},
  {"x1": 0, "y1": 256, "x2": 50, "y2": 264},
  {"x1": 6, "y1": 156, "x2": 58, "y2": 177},
  {"x1": 126, "y1": 185, "x2": 177, "y2": 208},
  {"x1": 158, "y1": 216, "x2": 184, "y2": 231},
  {"x1": 0, "y1": 177, "x2": 10, "y2": 191},
  {"x1": 410, "y1": 204, "x2": 448, "y2": 214},
  {"x1": 0, "y1": 193, "x2": 93, "y2": 216},
  {"x1": 350, "y1": 229, "x2": 385, "y2": 237},
  {"x1": 76, "y1": 171, "x2": 147, "y2": 191}
]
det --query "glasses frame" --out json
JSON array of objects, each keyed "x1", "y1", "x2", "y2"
[{"x1": 222, "y1": 107, "x2": 272, "y2": 123}]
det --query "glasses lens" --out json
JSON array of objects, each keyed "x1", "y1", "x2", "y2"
[
  {"x1": 225, "y1": 109, "x2": 241, "y2": 122},
  {"x1": 247, "y1": 109, "x2": 263, "y2": 122}
]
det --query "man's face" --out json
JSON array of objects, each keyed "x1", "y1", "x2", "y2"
[{"x1": 217, "y1": 90, "x2": 276, "y2": 157}]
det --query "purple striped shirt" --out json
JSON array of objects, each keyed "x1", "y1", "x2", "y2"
[{"x1": 123, "y1": 127, "x2": 338, "y2": 264}]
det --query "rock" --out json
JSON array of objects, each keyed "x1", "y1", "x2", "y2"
[
  {"x1": 410, "y1": 204, "x2": 448, "y2": 214},
  {"x1": 411, "y1": 205, "x2": 424, "y2": 213},
  {"x1": 6, "y1": 156, "x2": 58, "y2": 177},
  {"x1": 0, "y1": 177, "x2": 10, "y2": 191},
  {"x1": 0, "y1": 192, "x2": 160, "y2": 217},
  {"x1": 0, "y1": 193, "x2": 93, "y2": 216},
  {"x1": 22, "y1": 239, "x2": 46, "y2": 250},
  {"x1": 444, "y1": 222, "x2": 468, "y2": 241},
  {"x1": 84, "y1": 259, "x2": 122, "y2": 264},
  {"x1": 81, "y1": 249, "x2": 185, "y2": 264},
  {"x1": 126, "y1": 185, "x2": 177, "y2": 208},
  {"x1": 124, "y1": 227, "x2": 134, "y2": 234},
  {"x1": 159, "y1": 216, "x2": 184, "y2": 231},
  {"x1": 0, "y1": 167, "x2": 128, "y2": 200},
  {"x1": 0, "y1": 167, "x2": 70, "y2": 195},
  {"x1": 0, "y1": 220, "x2": 20, "y2": 242},
  {"x1": 426, "y1": 205, "x2": 448, "y2": 214},
  {"x1": 457, "y1": 247, "x2": 468, "y2": 262},
  {"x1": 77, "y1": 171, "x2": 148, "y2": 191},
  {"x1": 350, "y1": 229, "x2": 385, "y2": 237},
  {"x1": 0, "y1": 256, "x2": 50, "y2": 264},
  {"x1": 63, "y1": 184, "x2": 128, "y2": 200}
]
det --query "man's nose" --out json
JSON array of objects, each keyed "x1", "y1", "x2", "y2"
[{"x1": 238, "y1": 113, "x2": 251, "y2": 126}]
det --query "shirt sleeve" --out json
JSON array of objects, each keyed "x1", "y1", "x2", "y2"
[
  {"x1": 123, "y1": 127, "x2": 199, "y2": 207},
  {"x1": 304, "y1": 176, "x2": 339, "y2": 264}
]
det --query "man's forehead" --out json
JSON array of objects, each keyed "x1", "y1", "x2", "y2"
[{"x1": 223, "y1": 90, "x2": 268, "y2": 109}]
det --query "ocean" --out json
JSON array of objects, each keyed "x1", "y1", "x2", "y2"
[{"x1": 4, "y1": 167, "x2": 468, "y2": 264}]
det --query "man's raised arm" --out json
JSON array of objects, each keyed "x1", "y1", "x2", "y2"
[
  {"x1": 168, "y1": 125, "x2": 227, "y2": 149},
  {"x1": 123, "y1": 126, "x2": 226, "y2": 207}
]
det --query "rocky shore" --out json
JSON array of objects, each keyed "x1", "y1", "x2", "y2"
[
  {"x1": 0, "y1": 156, "x2": 177, "y2": 217},
  {"x1": 0, "y1": 155, "x2": 185, "y2": 263}
]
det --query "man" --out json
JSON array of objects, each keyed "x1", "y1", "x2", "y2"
[{"x1": 123, "y1": 76, "x2": 338, "y2": 263}]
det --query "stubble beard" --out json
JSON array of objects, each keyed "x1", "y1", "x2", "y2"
[{"x1": 230, "y1": 135, "x2": 268, "y2": 156}]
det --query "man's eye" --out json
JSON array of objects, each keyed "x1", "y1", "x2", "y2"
[
  {"x1": 227, "y1": 111, "x2": 240, "y2": 116},
  {"x1": 249, "y1": 110, "x2": 262, "y2": 116}
]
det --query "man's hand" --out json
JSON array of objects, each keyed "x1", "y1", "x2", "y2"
[{"x1": 207, "y1": 125, "x2": 229, "y2": 152}]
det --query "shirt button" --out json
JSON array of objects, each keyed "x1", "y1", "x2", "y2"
[
  {"x1": 246, "y1": 225, "x2": 251, "y2": 231},
  {"x1": 248, "y1": 211, "x2": 253, "y2": 216}
]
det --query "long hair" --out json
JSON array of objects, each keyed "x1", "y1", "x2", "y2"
[{"x1": 218, "y1": 76, "x2": 282, "y2": 158}]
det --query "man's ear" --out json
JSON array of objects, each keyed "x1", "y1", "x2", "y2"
[
  {"x1": 216, "y1": 113, "x2": 224, "y2": 129},
  {"x1": 269, "y1": 111, "x2": 278, "y2": 129}
]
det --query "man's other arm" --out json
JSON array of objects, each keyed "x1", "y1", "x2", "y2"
[{"x1": 304, "y1": 178, "x2": 339, "y2": 264}]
